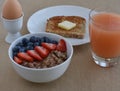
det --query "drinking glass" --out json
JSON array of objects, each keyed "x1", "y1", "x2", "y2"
[{"x1": 89, "y1": 9, "x2": 120, "y2": 67}]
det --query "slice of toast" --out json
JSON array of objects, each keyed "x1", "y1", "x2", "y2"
[{"x1": 46, "y1": 16, "x2": 86, "y2": 39}]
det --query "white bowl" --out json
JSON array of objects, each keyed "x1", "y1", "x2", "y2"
[{"x1": 8, "y1": 33, "x2": 73, "y2": 83}]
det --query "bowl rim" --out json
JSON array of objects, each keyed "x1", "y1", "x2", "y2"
[{"x1": 8, "y1": 32, "x2": 73, "y2": 71}]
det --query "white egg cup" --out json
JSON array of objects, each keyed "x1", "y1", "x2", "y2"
[{"x1": 1, "y1": 14, "x2": 23, "y2": 44}]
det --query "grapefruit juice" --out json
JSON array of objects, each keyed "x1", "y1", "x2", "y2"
[{"x1": 89, "y1": 12, "x2": 120, "y2": 67}]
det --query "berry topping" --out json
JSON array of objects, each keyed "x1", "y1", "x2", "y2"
[
  {"x1": 56, "y1": 39, "x2": 67, "y2": 52},
  {"x1": 51, "y1": 40, "x2": 58, "y2": 44},
  {"x1": 12, "y1": 35, "x2": 67, "y2": 68},
  {"x1": 35, "y1": 46, "x2": 49, "y2": 58},
  {"x1": 27, "y1": 42, "x2": 34, "y2": 47},
  {"x1": 26, "y1": 46, "x2": 34, "y2": 50},
  {"x1": 27, "y1": 50, "x2": 43, "y2": 61},
  {"x1": 17, "y1": 52, "x2": 34, "y2": 62},
  {"x1": 14, "y1": 56, "x2": 23, "y2": 64},
  {"x1": 29, "y1": 36, "x2": 41, "y2": 43},
  {"x1": 13, "y1": 46, "x2": 21, "y2": 53},
  {"x1": 19, "y1": 47, "x2": 26, "y2": 52},
  {"x1": 43, "y1": 37, "x2": 51, "y2": 43},
  {"x1": 33, "y1": 42, "x2": 40, "y2": 47},
  {"x1": 16, "y1": 42, "x2": 24, "y2": 47},
  {"x1": 22, "y1": 38, "x2": 29, "y2": 46},
  {"x1": 41, "y1": 42, "x2": 57, "y2": 51}
]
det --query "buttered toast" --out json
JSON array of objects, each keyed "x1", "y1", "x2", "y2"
[{"x1": 46, "y1": 16, "x2": 86, "y2": 39}]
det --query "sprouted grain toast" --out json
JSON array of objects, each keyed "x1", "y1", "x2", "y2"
[{"x1": 46, "y1": 16, "x2": 86, "y2": 39}]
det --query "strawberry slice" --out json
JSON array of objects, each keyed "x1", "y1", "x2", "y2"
[
  {"x1": 14, "y1": 56, "x2": 23, "y2": 64},
  {"x1": 56, "y1": 39, "x2": 67, "y2": 52},
  {"x1": 41, "y1": 42, "x2": 57, "y2": 51},
  {"x1": 27, "y1": 50, "x2": 43, "y2": 61},
  {"x1": 35, "y1": 46, "x2": 49, "y2": 58},
  {"x1": 17, "y1": 52, "x2": 34, "y2": 62}
]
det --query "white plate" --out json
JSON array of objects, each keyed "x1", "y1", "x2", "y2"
[{"x1": 27, "y1": 5, "x2": 91, "y2": 46}]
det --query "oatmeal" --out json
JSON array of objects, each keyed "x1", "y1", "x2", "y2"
[{"x1": 12, "y1": 36, "x2": 67, "y2": 69}]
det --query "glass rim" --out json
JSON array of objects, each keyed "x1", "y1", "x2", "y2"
[
  {"x1": 89, "y1": 9, "x2": 106, "y2": 29},
  {"x1": 89, "y1": 9, "x2": 120, "y2": 29}
]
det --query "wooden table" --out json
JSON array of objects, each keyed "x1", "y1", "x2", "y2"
[{"x1": 0, "y1": 0, "x2": 120, "y2": 91}]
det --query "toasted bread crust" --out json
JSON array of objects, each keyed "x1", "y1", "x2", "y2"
[{"x1": 46, "y1": 16, "x2": 86, "y2": 39}]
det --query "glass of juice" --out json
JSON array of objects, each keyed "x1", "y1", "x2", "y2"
[{"x1": 89, "y1": 9, "x2": 120, "y2": 67}]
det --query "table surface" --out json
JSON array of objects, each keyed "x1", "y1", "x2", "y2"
[{"x1": 0, "y1": 0, "x2": 120, "y2": 91}]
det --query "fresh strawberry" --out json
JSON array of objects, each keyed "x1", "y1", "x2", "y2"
[
  {"x1": 14, "y1": 56, "x2": 23, "y2": 64},
  {"x1": 41, "y1": 42, "x2": 57, "y2": 51},
  {"x1": 27, "y1": 50, "x2": 43, "y2": 61},
  {"x1": 56, "y1": 39, "x2": 67, "y2": 52},
  {"x1": 35, "y1": 46, "x2": 49, "y2": 58},
  {"x1": 17, "y1": 52, "x2": 34, "y2": 62}
]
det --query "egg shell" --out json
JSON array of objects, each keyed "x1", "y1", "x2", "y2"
[{"x1": 2, "y1": 0, "x2": 22, "y2": 19}]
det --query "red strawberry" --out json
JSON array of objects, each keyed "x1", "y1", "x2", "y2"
[
  {"x1": 41, "y1": 42, "x2": 57, "y2": 51},
  {"x1": 14, "y1": 56, "x2": 23, "y2": 64},
  {"x1": 56, "y1": 39, "x2": 67, "y2": 52},
  {"x1": 27, "y1": 50, "x2": 43, "y2": 61},
  {"x1": 17, "y1": 52, "x2": 34, "y2": 62},
  {"x1": 35, "y1": 46, "x2": 49, "y2": 58}
]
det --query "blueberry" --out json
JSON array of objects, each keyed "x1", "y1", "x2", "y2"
[
  {"x1": 34, "y1": 42, "x2": 40, "y2": 47},
  {"x1": 13, "y1": 52, "x2": 17, "y2": 57},
  {"x1": 37, "y1": 37, "x2": 41, "y2": 42},
  {"x1": 13, "y1": 46, "x2": 21, "y2": 53},
  {"x1": 26, "y1": 46, "x2": 34, "y2": 50},
  {"x1": 22, "y1": 38, "x2": 29, "y2": 46},
  {"x1": 43, "y1": 37, "x2": 51, "y2": 43},
  {"x1": 12, "y1": 45, "x2": 21, "y2": 58},
  {"x1": 19, "y1": 47, "x2": 26, "y2": 52},
  {"x1": 40, "y1": 37, "x2": 45, "y2": 43},
  {"x1": 51, "y1": 40, "x2": 58, "y2": 44},
  {"x1": 30, "y1": 36, "x2": 36, "y2": 43},
  {"x1": 35, "y1": 37, "x2": 40, "y2": 42},
  {"x1": 37, "y1": 38, "x2": 41, "y2": 44},
  {"x1": 16, "y1": 42, "x2": 24, "y2": 47},
  {"x1": 27, "y1": 42, "x2": 34, "y2": 47}
]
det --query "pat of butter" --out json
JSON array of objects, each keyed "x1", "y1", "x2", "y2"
[{"x1": 58, "y1": 21, "x2": 76, "y2": 30}]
